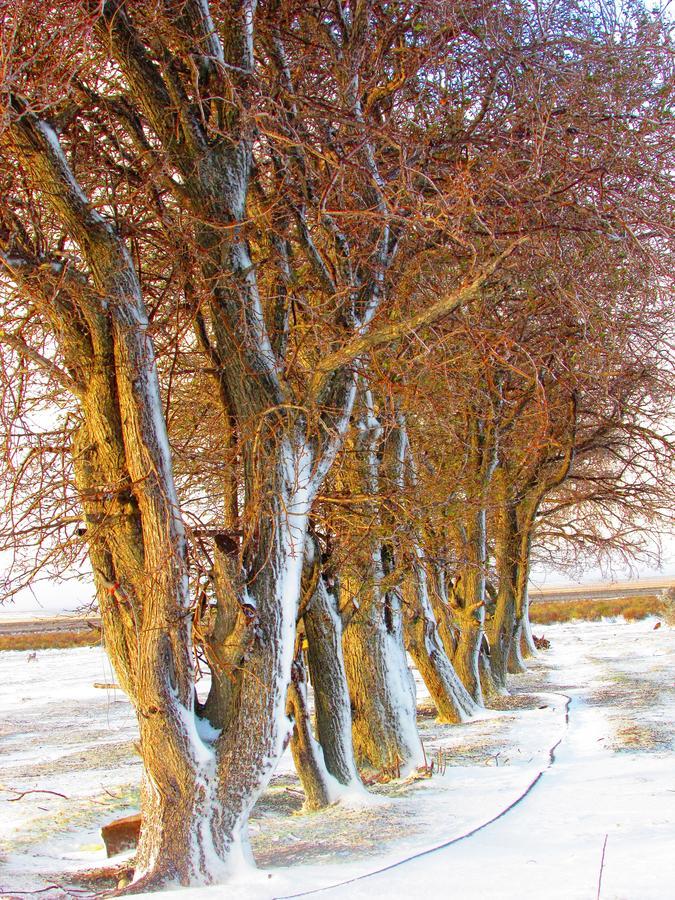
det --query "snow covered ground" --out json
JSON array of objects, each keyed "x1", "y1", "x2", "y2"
[{"x1": 1, "y1": 618, "x2": 673, "y2": 899}]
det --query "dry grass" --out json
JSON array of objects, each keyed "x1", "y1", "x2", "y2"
[
  {"x1": 530, "y1": 594, "x2": 663, "y2": 625},
  {"x1": 0, "y1": 629, "x2": 100, "y2": 651},
  {"x1": 611, "y1": 721, "x2": 672, "y2": 752}
]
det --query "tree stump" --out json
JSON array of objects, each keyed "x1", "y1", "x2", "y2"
[{"x1": 101, "y1": 813, "x2": 141, "y2": 857}]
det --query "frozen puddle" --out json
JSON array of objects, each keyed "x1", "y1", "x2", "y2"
[{"x1": 1, "y1": 618, "x2": 673, "y2": 899}]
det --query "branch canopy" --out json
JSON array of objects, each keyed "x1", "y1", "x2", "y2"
[{"x1": 310, "y1": 238, "x2": 528, "y2": 393}]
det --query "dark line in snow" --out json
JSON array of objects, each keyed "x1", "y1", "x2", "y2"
[{"x1": 277, "y1": 692, "x2": 573, "y2": 899}]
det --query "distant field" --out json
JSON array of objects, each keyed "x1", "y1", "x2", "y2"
[
  {"x1": 530, "y1": 594, "x2": 665, "y2": 625},
  {"x1": 0, "y1": 628, "x2": 100, "y2": 651}
]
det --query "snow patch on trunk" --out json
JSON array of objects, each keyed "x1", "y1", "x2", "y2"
[
  {"x1": 266, "y1": 439, "x2": 313, "y2": 771},
  {"x1": 383, "y1": 632, "x2": 425, "y2": 775}
]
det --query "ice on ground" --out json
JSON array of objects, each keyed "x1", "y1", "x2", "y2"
[{"x1": 1, "y1": 618, "x2": 673, "y2": 899}]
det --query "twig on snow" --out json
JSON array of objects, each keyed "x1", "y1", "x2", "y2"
[
  {"x1": 5, "y1": 885, "x2": 89, "y2": 895},
  {"x1": 596, "y1": 833, "x2": 609, "y2": 900},
  {"x1": 7, "y1": 789, "x2": 68, "y2": 802}
]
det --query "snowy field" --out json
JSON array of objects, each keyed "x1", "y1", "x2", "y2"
[{"x1": 1, "y1": 618, "x2": 673, "y2": 899}]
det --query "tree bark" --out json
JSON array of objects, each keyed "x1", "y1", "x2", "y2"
[
  {"x1": 509, "y1": 524, "x2": 535, "y2": 672},
  {"x1": 342, "y1": 394, "x2": 423, "y2": 775},
  {"x1": 403, "y1": 541, "x2": 477, "y2": 722},
  {"x1": 343, "y1": 575, "x2": 423, "y2": 775},
  {"x1": 287, "y1": 643, "x2": 341, "y2": 811},
  {"x1": 304, "y1": 571, "x2": 362, "y2": 789},
  {"x1": 451, "y1": 514, "x2": 488, "y2": 705},
  {"x1": 486, "y1": 489, "x2": 519, "y2": 692}
]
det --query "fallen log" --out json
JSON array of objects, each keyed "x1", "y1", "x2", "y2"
[
  {"x1": 101, "y1": 813, "x2": 141, "y2": 857},
  {"x1": 93, "y1": 682, "x2": 121, "y2": 690}
]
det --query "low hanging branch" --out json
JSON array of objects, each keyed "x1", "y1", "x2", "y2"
[{"x1": 311, "y1": 237, "x2": 528, "y2": 393}]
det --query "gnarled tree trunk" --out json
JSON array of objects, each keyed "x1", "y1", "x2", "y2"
[
  {"x1": 486, "y1": 485, "x2": 519, "y2": 692},
  {"x1": 451, "y1": 514, "x2": 488, "y2": 705},
  {"x1": 404, "y1": 565, "x2": 477, "y2": 723},
  {"x1": 343, "y1": 575, "x2": 423, "y2": 775},
  {"x1": 287, "y1": 643, "x2": 342, "y2": 811},
  {"x1": 304, "y1": 568, "x2": 362, "y2": 790},
  {"x1": 342, "y1": 394, "x2": 423, "y2": 776}
]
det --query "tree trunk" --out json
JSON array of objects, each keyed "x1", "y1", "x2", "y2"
[
  {"x1": 386, "y1": 414, "x2": 475, "y2": 723},
  {"x1": 509, "y1": 527, "x2": 535, "y2": 672},
  {"x1": 486, "y1": 497, "x2": 519, "y2": 692},
  {"x1": 287, "y1": 644, "x2": 342, "y2": 811},
  {"x1": 304, "y1": 573, "x2": 362, "y2": 789},
  {"x1": 451, "y1": 512, "x2": 488, "y2": 705},
  {"x1": 343, "y1": 574, "x2": 423, "y2": 775},
  {"x1": 508, "y1": 620, "x2": 528, "y2": 673},
  {"x1": 519, "y1": 584, "x2": 538, "y2": 658},
  {"x1": 202, "y1": 438, "x2": 312, "y2": 863},
  {"x1": 430, "y1": 565, "x2": 461, "y2": 662},
  {"x1": 404, "y1": 555, "x2": 477, "y2": 723},
  {"x1": 342, "y1": 394, "x2": 423, "y2": 776},
  {"x1": 453, "y1": 606, "x2": 484, "y2": 703}
]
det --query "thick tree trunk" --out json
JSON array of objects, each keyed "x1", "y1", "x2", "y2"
[
  {"x1": 203, "y1": 439, "x2": 312, "y2": 867},
  {"x1": 386, "y1": 415, "x2": 475, "y2": 723},
  {"x1": 486, "y1": 591, "x2": 515, "y2": 693},
  {"x1": 8, "y1": 107, "x2": 233, "y2": 885},
  {"x1": 304, "y1": 573, "x2": 362, "y2": 789},
  {"x1": 520, "y1": 584, "x2": 538, "y2": 658},
  {"x1": 508, "y1": 620, "x2": 528, "y2": 673},
  {"x1": 430, "y1": 566, "x2": 461, "y2": 662},
  {"x1": 287, "y1": 645, "x2": 342, "y2": 811},
  {"x1": 451, "y1": 512, "x2": 488, "y2": 705},
  {"x1": 342, "y1": 396, "x2": 423, "y2": 776},
  {"x1": 453, "y1": 605, "x2": 484, "y2": 703},
  {"x1": 509, "y1": 529, "x2": 535, "y2": 672},
  {"x1": 404, "y1": 553, "x2": 477, "y2": 723},
  {"x1": 486, "y1": 499, "x2": 519, "y2": 692},
  {"x1": 343, "y1": 576, "x2": 423, "y2": 775}
]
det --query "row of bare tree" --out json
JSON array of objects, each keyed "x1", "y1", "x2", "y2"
[{"x1": 0, "y1": 0, "x2": 673, "y2": 889}]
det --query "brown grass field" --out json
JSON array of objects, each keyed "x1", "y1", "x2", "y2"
[
  {"x1": 0, "y1": 629, "x2": 100, "y2": 652},
  {"x1": 530, "y1": 594, "x2": 664, "y2": 625}
]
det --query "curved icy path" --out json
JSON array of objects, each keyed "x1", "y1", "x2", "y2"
[
  {"x1": 1, "y1": 619, "x2": 672, "y2": 899},
  {"x1": 311, "y1": 619, "x2": 675, "y2": 900}
]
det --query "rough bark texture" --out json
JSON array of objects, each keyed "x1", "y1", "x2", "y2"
[
  {"x1": 509, "y1": 525, "x2": 535, "y2": 672},
  {"x1": 206, "y1": 443, "x2": 311, "y2": 867},
  {"x1": 388, "y1": 415, "x2": 476, "y2": 723},
  {"x1": 343, "y1": 581, "x2": 422, "y2": 775},
  {"x1": 486, "y1": 485, "x2": 519, "y2": 691},
  {"x1": 304, "y1": 574, "x2": 362, "y2": 788},
  {"x1": 342, "y1": 396, "x2": 423, "y2": 776},
  {"x1": 8, "y1": 104, "x2": 231, "y2": 885},
  {"x1": 431, "y1": 566, "x2": 461, "y2": 663},
  {"x1": 508, "y1": 619, "x2": 528, "y2": 674},
  {"x1": 452, "y1": 604, "x2": 484, "y2": 703},
  {"x1": 519, "y1": 585, "x2": 538, "y2": 659},
  {"x1": 451, "y1": 519, "x2": 488, "y2": 706},
  {"x1": 287, "y1": 646, "x2": 336, "y2": 811},
  {"x1": 404, "y1": 559, "x2": 477, "y2": 723}
]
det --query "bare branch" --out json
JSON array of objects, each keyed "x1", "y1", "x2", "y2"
[{"x1": 310, "y1": 238, "x2": 528, "y2": 393}]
